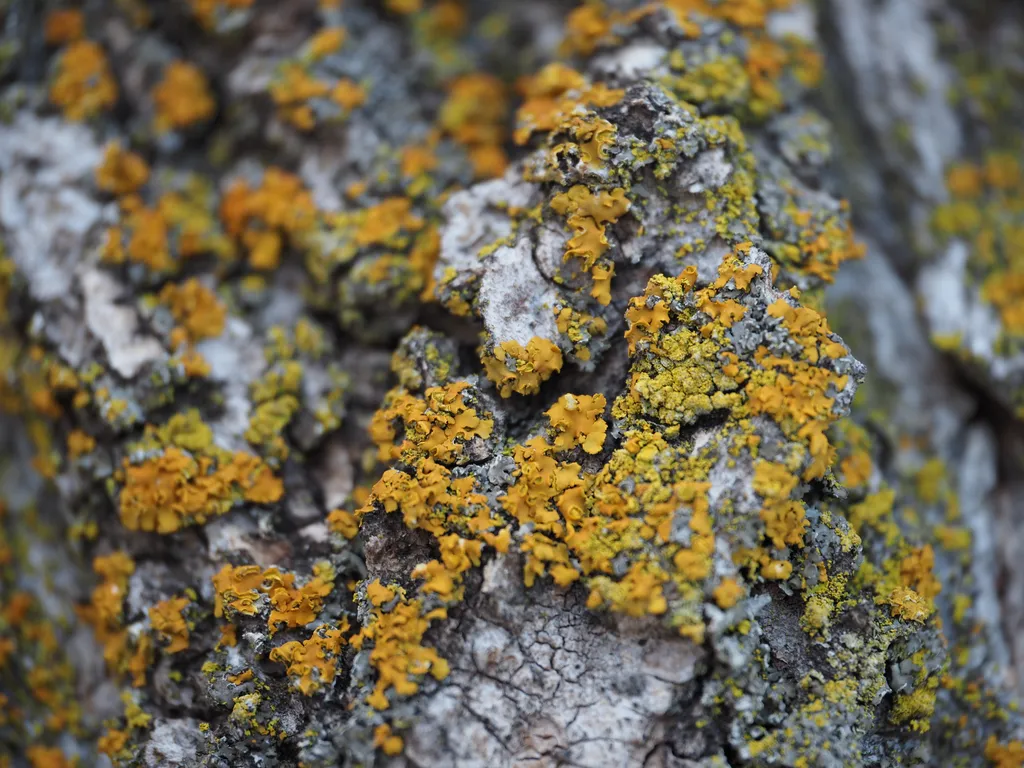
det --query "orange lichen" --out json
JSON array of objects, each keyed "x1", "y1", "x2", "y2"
[
  {"x1": 226, "y1": 669, "x2": 253, "y2": 685},
  {"x1": 713, "y1": 577, "x2": 745, "y2": 609},
  {"x1": 401, "y1": 143, "x2": 439, "y2": 189},
  {"x1": 741, "y1": 296, "x2": 851, "y2": 480},
  {"x1": 97, "y1": 728, "x2": 130, "y2": 758},
  {"x1": 561, "y1": 3, "x2": 615, "y2": 55},
  {"x1": 946, "y1": 163, "x2": 983, "y2": 199},
  {"x1": 327, "y1": 508, "x2": 359, "y2": 539},
  {"x1": 331, "y1": 79, "x2": 367, "y2": 112},
  {"x1": 369, "y1": 382, "x2": 494, "y2": 464},
  {"x1": 188, "y1": 0, "x2": 254, "y2": 30},
  {"x1": 985, "y1": 735, "x2": 1024, "y2": 768},
  {"x1": 306, "y1": 26, "x2": 347, "y2": 59},
  {"x1": 659, "y1": 0, "x2": 820, "y2": 119},
  {"x1": 217, "y1": 624, "x2": 238, "y2": 649},
  {"x1": 118, "y1": 447, "x2": 283, "y2": 533},
  {"x1": 269, "y1": 64, "x2": 329, "y2": 130},
  {"x1": 66, "y1": 429, "x2": 95, "y2": 459},
  {"x1": 78, "y1": 552, "x2": 139, "y2": 680},
  {"x1": 623, "y1": 266, "x2": 699, "y2": 354},
  {"x1": 101, "y1": 201, "x2": 172, "y2": 272},
  {"x1": 500, "y1": 428, "x2": 581, "y2": 573},
  {"x1": 213, "y1": 564, "x2": 269, "y2": 619},
  {"x1": 982, "y1": 273, "x2": 1024, "y2": 336},
  {"x1": 44, "y1": 10, "x2": 85, "y2": 45},
  {"x1": 152, "y1": 61, "x2": 216, "y2": 132},
  {"x1": 510, "y1": 419, "x2": 715, "y2": 621},
  {"x1": 839, "y1": 448, "x2": 873, "y2": 490},
  {"x1": 555, "y1": 305, "x2": 608, "y2": 361},
  {"x1": 149, "y1": 596, "x2": 190, "y2": 654},
  {"x1": 349, "y1": 197, "x2": 423, "y2": 249},
  {"x1": 439, "y1": 74, "x2": 509, "y2": 178},
  {"x1": 412, "y1": 535, "x2": 485, "y2": 603},
  {"x1": 761, "y1": 559, "x2": 793, "y2": 580},
  {"x1": 753, "y1": 461, "x2": 808, "y2": 550},
  {"x1": 267, "y1": 563, "x2": 334, "y2": 633},
  {"x1": 213, "y1": 563, "x2": 334, "y2": 634},
  {"x1": 933, "y1": 156, "x2": 1024, "y2": 339},
  {"x1": 887, "y1": 586, "x2": 931, "y2": 623},
  {"x1": 25, "y1": 746, "x2": 71, "y2": 768},
  {"x1": 351, "y1": 590, "x2": 449, "y2": 710},
  {"x1": 899, "y1": 545, "x2": 941, "y2": 603},
  {"x1": 359, "y1": 459, "x2": 490, "y2": 538},
  {"x1": 127, "y1": 635, "x2": 153, "y2": 687},
  {"x1": 158, "y1": 278, "x2": 226, "y2": 343},
  {"x1": 545, "y1": 393, "x2": 608, "y2": 454},
  {"x1": 777, "y1": 207, "x2": 865, "y2": 283},
  {"x1": 96, "y1": 143, "x2": 150, "y2": 196},
  {"x1": 269, "y1": 620, "x2": 349, "y2": 695},
  {"x1": 587, "y1": 559, "x2": 669, "y2": 616},
  {"x1": 481, "y1": 337, "x2": 564, "y2": 397},
  {"x1": 49, "y1": 40, "x2": 118, "y2": 121},
  {"x1": 221, "y1": 168, "x2": 318, "y2": 270},
  {"x1": 267, "y1": 35, "x2": 366, "y2": 128},
  {"x1": 549, "y1": 185, "x2": 630, "y2": 304},
  {"x1": 549, "y1": 113, "x2": 618, "y2": 168},
  {"x1": 366, "y1": 579, "x2": 397, "y2": 607},
  {"x1": 373, "y1": 723, "x2": 405, "y2": 756},
  {"x1": 514, "y1": 63, "x2": 624, "y2": 145}
]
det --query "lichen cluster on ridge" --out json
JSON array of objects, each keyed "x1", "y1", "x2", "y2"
[{"x1": 0, "y1": 0, "x2": 1022, "y2": 767}]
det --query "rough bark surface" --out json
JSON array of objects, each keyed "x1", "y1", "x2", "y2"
[{"x1": 1, "y1": 1, "x2": 1024, "y2": 767}]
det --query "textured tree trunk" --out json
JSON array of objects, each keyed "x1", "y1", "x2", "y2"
[{"x1": 2, "y1": 1, "x2": 1023, "y2": 767}]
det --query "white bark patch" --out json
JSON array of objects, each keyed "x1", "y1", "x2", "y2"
[
  {"x1": 476, "y1": 238, "x2": 560, "y2": 346},
  {"x1": 0, "y1": 113, "x2": 104, "y2": 302},
  {"x1": 80, "y1": 270, "x2": 166, "y2": 378}
]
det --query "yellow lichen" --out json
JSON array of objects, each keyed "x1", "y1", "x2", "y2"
[{"x1": 887, "y1": 586, "x2": 931, "y2": 623}]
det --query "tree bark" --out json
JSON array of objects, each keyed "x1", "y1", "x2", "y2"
[{"x1": 1, "y1": 1, "x2": 1023, "y2": 766}]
